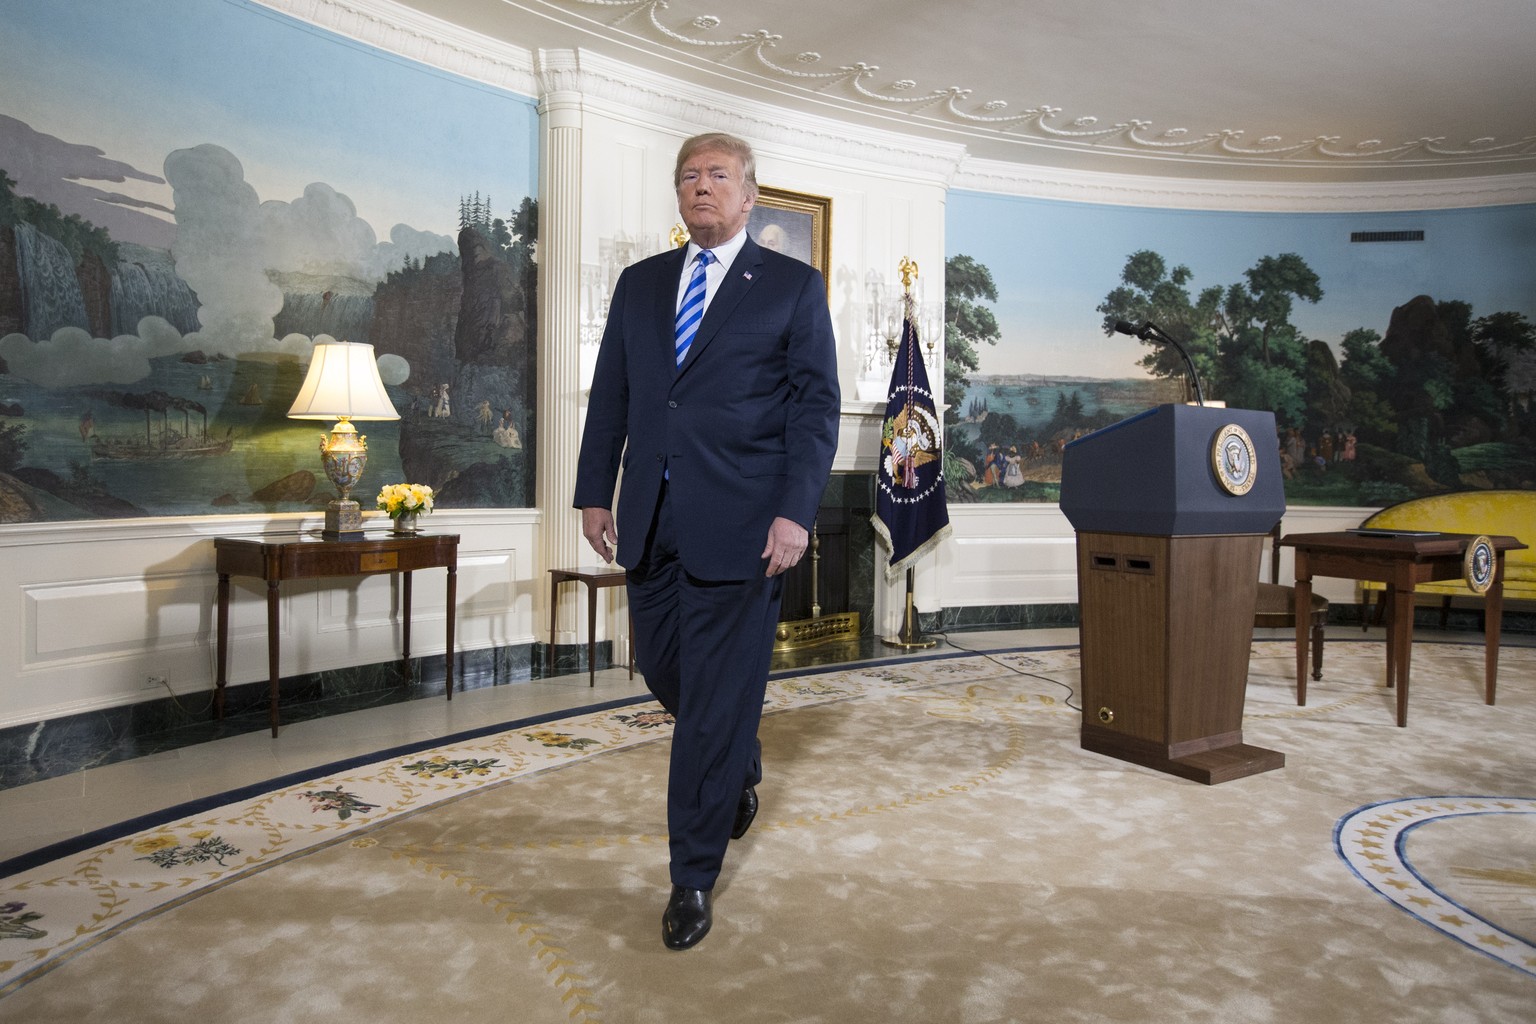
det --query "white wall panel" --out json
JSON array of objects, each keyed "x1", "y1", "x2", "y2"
[
  {"x1": 934, "y1": 505, "x2": 1081, "y2": 611},
  {"x1": 24, "y1": 573, "x2": 209, "y2": 661},
  {"x1": 0, "y1": 510, "x2": 538, "y2": 728}
]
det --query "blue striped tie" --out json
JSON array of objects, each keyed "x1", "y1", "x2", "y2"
[{"x1": 674, "y1": 249, "x2": 713, "y2": 367}]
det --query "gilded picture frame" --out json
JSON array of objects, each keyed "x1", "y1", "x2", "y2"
[{"x1": 750, "y1": 185, "x2": 832, "y2": 286}]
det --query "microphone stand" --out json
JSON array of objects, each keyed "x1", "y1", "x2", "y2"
[{"x1": 1116, "y1": 320, "x2": 1205, "y2": 406}]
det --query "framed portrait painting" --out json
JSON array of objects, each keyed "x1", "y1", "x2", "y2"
[{"x1": 749, "y1": 185, "x2": 831, "y2": 286}]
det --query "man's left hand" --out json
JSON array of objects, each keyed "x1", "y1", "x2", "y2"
[{"x1": 761, "y1": 517, "x2": 808, "y2": 577}]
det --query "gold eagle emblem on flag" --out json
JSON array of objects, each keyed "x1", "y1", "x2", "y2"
[{"x1": 882, "y1": 402, "x2": 942, "y2": 490}]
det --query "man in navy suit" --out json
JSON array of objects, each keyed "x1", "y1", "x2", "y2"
[{"x1": 574, "y1": 132, "x2": 840, "y2": 950}]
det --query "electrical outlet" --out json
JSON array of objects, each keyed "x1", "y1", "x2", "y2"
[{"x1": 145, "y1": 675, "x2": 167, "y2": 691}]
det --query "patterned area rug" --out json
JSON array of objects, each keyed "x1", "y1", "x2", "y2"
[{"x1": 2, "y1": 640, "x2": 1533, "y2": 1022}]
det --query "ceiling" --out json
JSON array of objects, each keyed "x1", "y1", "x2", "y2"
[{"x1": 395, "y1": 0, "x2": 1536, "y2": 185}]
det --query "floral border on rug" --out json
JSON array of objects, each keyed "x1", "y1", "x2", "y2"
[{"x1": 0, "y1": 650, "x2": 1030, "y2": 996}]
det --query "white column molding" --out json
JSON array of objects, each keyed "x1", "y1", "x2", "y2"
[{"x1": 535, "y1": 72, "x2": 587, "y2": 648}]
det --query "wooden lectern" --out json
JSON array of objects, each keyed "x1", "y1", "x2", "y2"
[{"x1": 1061, "y1": 404, "x2": 1286, "y2": 784}]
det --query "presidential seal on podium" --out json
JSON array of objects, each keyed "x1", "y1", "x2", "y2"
[{"x1": 1211, "y1": 423, "x2": 1257, "y2": 496}]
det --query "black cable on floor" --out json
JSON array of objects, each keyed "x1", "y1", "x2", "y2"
[{"x1": 926, "y1": 631, "x2": 1082, "y2": 712}]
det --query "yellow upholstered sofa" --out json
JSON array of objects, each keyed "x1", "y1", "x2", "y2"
[{"x1": 1357, "y1": 489, "x2": 1535, "y2": 623}]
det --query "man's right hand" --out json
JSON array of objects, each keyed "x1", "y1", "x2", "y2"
[{"x1": 581, "y1": 507, "x2": 618, "y2": 563}]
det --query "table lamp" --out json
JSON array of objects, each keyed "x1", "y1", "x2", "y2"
[{"x1": 287, "y1": 340, "x2": 400, "y2": 539}]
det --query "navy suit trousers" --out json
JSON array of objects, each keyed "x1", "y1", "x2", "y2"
[{"x1": 627, "y1": 482, "x2": 781, "y2": 891}]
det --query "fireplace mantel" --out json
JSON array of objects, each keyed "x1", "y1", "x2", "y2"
[{"x1": 834, "y1": 401, "x2": 887, "y2": 474}]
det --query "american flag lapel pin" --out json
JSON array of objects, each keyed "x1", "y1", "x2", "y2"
[{"x1": 743, "y1": 271, "x2": 753, "y2": 281}]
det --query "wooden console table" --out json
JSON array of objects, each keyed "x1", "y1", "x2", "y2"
[
  {"x1": 548, "y1": 566, "x2": 633, "y2": 687},
  {"x1": 1280, "y1": 530, "x2": 1525, "y2": 726},
  {"x1": 215, "y1": 532, "x2": 459, "y2": 736}
]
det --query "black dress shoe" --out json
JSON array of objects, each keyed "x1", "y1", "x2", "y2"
[
  {"x1": 731, "y1": 786, "x2": 758, "y2": 840},
  {"x1": 661, "y1": 885, "x2": 712, "y2": 950}
]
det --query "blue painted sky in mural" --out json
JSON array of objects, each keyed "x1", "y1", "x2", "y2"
[
  {"x1": 0, "y1": 0, "x2": 537, "y2": 250},
  {"x1": 948, "y1": 191, "x2": 1536, "y2": 379}
]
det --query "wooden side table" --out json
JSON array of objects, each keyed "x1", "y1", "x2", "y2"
[
  {"x1": 1280, "y1": 530, "x2": 1525, "y2": 726},
  {"x1": 215, "y1": 532, "x2": 459, "y2": 736},
  {"x1": 548, "y1": 566, "x2": 633, "y2": 687}
]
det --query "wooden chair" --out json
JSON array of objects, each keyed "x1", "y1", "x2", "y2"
[{"x1": 1256, "y1": 524, "x2": 1328, "y2": 680}]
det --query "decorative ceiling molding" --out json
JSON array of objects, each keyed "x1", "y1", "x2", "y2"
[
  {"x1": 955, "y1": 160, "x2": 1536, "y2": 214},
  {"x1": 544, "y1": 48, "x2": 968, "y2": 182},
  {"x1": 547, "y1": 0, "x2": 1536, "y2": 174}
]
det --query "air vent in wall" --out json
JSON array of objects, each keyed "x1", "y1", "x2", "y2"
[{"x1": 1350, "y1": 230, "x2": 1425, "y2": 243}]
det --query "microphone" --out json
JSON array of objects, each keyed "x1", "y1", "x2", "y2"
[{"x1": 1111, "y1": 320, "x2": 1205, "y2": 406}]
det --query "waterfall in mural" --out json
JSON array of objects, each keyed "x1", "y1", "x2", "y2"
[
  {"x1": 11, "y1": 227, "x2": 198, "y2": 342},
  {"x1": 110, "y1": 243, "x2": 201, "y2": 337},
  {"x1": 13, "y1": 221, "x2": 90, "y2": 340},
  {"x1": 273, "y1": 288, "x2": 375, "y2": 344}
]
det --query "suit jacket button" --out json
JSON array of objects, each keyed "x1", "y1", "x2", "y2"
[{"x1": 668, "y1": 400, "x2": 678, "y2": 408}]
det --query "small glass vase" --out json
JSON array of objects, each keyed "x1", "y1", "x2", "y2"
[{"x1": 392, "y1": 513, "x2": 420, "y2": 535}]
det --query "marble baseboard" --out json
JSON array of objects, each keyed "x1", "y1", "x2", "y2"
[
  {"x1": 927, "y1": 600, "x2": 1533, "y2": 638},
  {"x1": 932, "y1": 603, "x2": 1080, "y2": 633},
  {"x1": 0, "y1": 641, "x2": 578, "y2": 793},
  {"x1": 928, "y1": 600, "x2": 1533, "y2": 636}
]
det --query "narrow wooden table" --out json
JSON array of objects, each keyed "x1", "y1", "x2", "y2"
[
  {"x1": 1279, "y1": 530, "x2": 1525, "y2": 726},
  {"x1": 215, "y1": 532, "x2": 459, "y2": 736},
  {"x1": 548, "y1": 566, "x2": 633, "y2": 687}
]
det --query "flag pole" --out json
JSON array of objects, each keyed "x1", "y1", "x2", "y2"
[
  {"x1": 885, "y1": 564, "x2": 937, "y2": 649},
  {"x1": 881, "y1": 256, "x2": 939, "y2": 650}
]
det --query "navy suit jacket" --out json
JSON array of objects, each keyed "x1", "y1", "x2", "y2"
[{"x1": 574, "y1": 235, "x2": 841, "y2": 580}]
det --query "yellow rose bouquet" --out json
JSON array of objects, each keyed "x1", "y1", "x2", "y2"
[{"x1": 376, "y1": 482, "x2": 435, "y2": 520}]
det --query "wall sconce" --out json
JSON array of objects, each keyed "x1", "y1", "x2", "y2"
[
  {"x1": 580, "y1": 230, "x2": 675, "y2": 385},
  {"x1": 287, "y1": 340, "x2": 399, "y2": 539}
]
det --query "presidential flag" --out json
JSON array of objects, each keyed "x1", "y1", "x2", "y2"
[{"x1": 872, "y1": 294, "x2": 951, "y2": 577}]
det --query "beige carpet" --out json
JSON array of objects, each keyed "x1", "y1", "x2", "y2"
[{"x1": 2, "y1": 640, "x2": 1533, "y2": 1023}]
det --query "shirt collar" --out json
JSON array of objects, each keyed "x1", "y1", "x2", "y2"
[{"x1": 686, "y1": 227, "x2": 748, "y2": 270}]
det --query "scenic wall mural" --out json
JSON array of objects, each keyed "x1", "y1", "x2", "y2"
[
  {"x1": 0, "y1": 0, "x2": 539, "y2": 524},
  {"x1": 944, "y1": 192, "x2": 1536, "y2": 506}
]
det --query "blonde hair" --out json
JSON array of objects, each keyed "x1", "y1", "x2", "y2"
[{"x1": 673, "y1": 132, "x2": 758, "y2": 201}]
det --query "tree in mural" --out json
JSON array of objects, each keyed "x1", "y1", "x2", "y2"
[
  {"x1": 944, "y1": 255, "x2": 1001, "y2": 422},
  {"x1": 0, "y1": 168, "x2": 119, "y2": 270},
  {"x1": 1096, "y1": 249, "x2": 1322, "y2": 424},
  {"x1": 1386, "y1": 301, "x2": 1532, "y2": 491},
  {"x1": 942, "y1": 255, "x2": 1002, "y2": 496},
  {"x1": 1474, "y1": 310, "x2": 1536, "y2": 433},
  {"x1": 1228, "y1": 254, "x2": 1325, "y2": 364},
  {"x1": 1338, "y1": 327, "x2": 1393, "y2": 438},
  {"x1": 1098, "y1": 248, "x2": 1535, "y2": 501},
  {"x1": 1096, "y1": 249, "x2": 1219, "y2": 398}
]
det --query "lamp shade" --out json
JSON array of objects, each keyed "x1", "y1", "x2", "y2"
[{"x1": 287, "y1": 341, "x2": 400, "y2": 421}]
